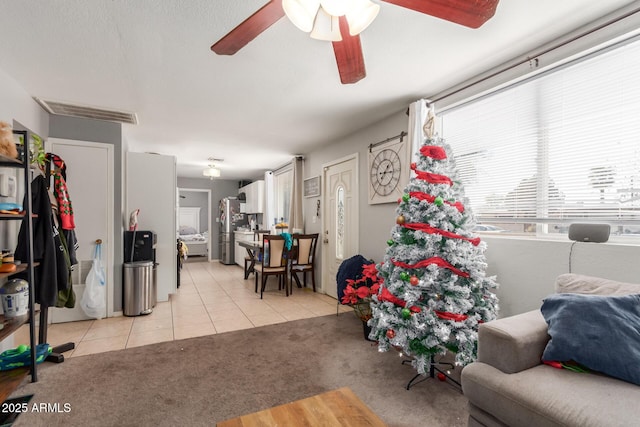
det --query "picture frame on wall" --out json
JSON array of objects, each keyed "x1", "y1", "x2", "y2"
[{"x1": 304, "y1": 176, "x2": 321, "y2": 198}]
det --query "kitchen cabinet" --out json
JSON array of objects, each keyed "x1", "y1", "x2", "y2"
[{"x1": 239, "y1": 180, "x2": 264, "y2": 214}]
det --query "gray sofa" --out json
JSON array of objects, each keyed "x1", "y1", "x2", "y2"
[{"x1": 461, "y1": 273, "x2": 640, "y2": 427}]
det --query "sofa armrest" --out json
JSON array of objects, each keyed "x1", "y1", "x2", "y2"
[{"x1": 477, "y1": 310, "x2": 549, "y2": 374}]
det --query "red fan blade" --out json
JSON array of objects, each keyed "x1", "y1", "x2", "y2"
[
  {"x1": 381, "y1": 0, "x2": 499, "y2": 29},
  {"x1": 211, "y1": 1, "x2": 285, "y2": 55},
  {"x1": 332, "y1": 16, "x2": 366, "y2": 84}
]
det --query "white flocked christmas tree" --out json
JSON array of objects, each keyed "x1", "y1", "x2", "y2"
[{"x1": 368, "y1": 116, "x2": 499, "y2": 374}]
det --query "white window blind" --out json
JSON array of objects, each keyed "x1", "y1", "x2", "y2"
[{"x1": 441, "y1": 36, "x2": 640, "y2": 235}]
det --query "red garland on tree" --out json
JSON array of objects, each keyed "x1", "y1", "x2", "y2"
[
  {"x1": 419, "y1": 145, "x2": 447, "y2": 160},
  {"x1": 391, "y1": 257, "x2": 470, "y2": 278},
  {"x1": 403, "y1": 222, "x2": 481, "y2": 246},
  {"x1": 409, "y1": 191, "x2": 465, "y2": 213}
]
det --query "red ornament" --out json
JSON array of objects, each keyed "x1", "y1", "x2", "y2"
[
  {"x1": 437, "y1": 372, "x2": 447, "y2": 382},
  {"x1": 396, "y1": 215, "x2": 405, "y2": 225},
  {"x1": 409, "y1": 275, "x2": 419, "y2": 286},
  {"x1": 386, "y1": 329, "x2": 396, "y2": 339}
]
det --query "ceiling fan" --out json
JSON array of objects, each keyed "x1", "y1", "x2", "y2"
[{"x1": 211, "y1": 0, "x2": 500, "y2": 84}]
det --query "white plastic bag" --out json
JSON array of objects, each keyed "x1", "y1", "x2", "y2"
[{"x1": 80, "y1": 243, "x2": 106, "y2": 319}]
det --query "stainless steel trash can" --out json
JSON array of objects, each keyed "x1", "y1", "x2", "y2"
[{"x1": 123, "y1": 261, "x2": 154, "y2": 316}]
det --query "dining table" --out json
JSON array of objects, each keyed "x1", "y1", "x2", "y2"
[
  {"x1": 238, "y1": 239, "x2": 298, "y2": 284},
  {"x1": 238, "y1": 240, "x2": 261, "y2": 279}
]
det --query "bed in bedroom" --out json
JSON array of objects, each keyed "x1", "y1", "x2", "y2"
[{"x1": 178, "y1": 207, "x2": 209, "y2": 257}]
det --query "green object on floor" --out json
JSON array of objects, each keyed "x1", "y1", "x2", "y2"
[{"x1": 0, "y1": 343, "x2": 51, "y2": 370}]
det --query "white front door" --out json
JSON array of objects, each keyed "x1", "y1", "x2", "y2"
[
  {"x1": 322, "y1": 154, "x2": 358, "y2": 299},
  {"x1": 48, "y1": 139, "x2": 114, "y2": 322}
]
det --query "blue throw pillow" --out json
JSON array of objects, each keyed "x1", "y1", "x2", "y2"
[{"x1": 541, "y1": 293, "x2": 640, "y2": 385}]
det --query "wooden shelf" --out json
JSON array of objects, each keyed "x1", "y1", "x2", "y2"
[
  {"x1": 0, "y1": 263, "x2": 37, "y2": 281},
  {"x1": 0, "y1": 154, "x2": 23, "y2": 168},
  {"x1": 0, "y1": 314, "x2": 29, "y2": 344},
  {"x1": 0, "y1": 368, "x2": 30, "y2": 405},
  {"x1": 0, "y1": 213, "x2": 24, "y2": 220},
  {"x1": 0, "y1": 314, "x2": 33, "y2": 403}
]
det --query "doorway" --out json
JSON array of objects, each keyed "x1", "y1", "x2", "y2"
[
  {"x1": 321, "y1": 154, "x2": 359, "y2": 299},
  {"x1": 178, "y1": 188, "x2": 212, "y2": 262},
  {"x1": 48, "y1": 138, "x2": 114, "y2": 322}
]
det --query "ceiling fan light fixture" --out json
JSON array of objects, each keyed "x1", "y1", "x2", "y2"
[
  {"x1": 346, "y1": 0, "x2": 380, "y2": 36},
  {"x1": 310, "y1": 7, "x2": 342, "y2": 41},
  {"x1": 320, "y1": 0, "x2": 356, "y2": 17},
  {"x1": 283, "y1": 0, "x2": 321, "y2": 33}
]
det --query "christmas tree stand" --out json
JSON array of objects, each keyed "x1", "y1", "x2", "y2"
[{"x1": 402, "y1": 355, "x2": 460, "y2": 391}]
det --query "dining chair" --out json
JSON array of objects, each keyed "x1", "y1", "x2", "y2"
[
  {"x1": 254, "y1": 234, "x2": 289, "y2": 299},
  {"x1": 290, "y1": 233, "x2": 319, "y2": 293},
  {"x1": 244, "y1": 229, "x2": 270, "y2": 280}
]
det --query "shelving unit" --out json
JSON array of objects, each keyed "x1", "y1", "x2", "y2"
[{"x1": 0, "y1": 130, "x2": 39, "y2": 402}]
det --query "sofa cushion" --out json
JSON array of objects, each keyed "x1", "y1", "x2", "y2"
[
  {"x1": 462, "y1": 362, "x2": 640, "y2": 427},
  {"x1": 541, "y1": 292, "x2": 640, "y2": 385},
  {"x1": 555, "y1": 273, "x2": 640, "y2": 295}
]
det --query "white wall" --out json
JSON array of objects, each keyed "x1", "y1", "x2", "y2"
[
  {"x1": 483, "y1": 236, "x2": 640, "y2": 318},
  {"x1": 0, "y1": 67, "x2": 49, "y2": 139},
  {"x1": 304, "y1": 110, "x2": 408, "y2": 262},
  {"x1": 126, "y1": 152, "x2": 177, "y2": 302}
]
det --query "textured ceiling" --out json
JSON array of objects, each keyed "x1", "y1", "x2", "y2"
[{"x1": 0, "y1": 0, "x2": 636, "y2": 179}]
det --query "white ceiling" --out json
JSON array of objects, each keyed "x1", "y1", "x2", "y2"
[{"x1": 0, "y1": 1, "x2": 636, "y2": 180}]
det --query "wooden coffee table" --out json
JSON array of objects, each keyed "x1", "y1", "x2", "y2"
[{"x1": 217, "y1": 387, "x2": 386, "y2": 426}]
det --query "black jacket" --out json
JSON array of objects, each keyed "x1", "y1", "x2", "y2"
[{"x1": 15, "y1": 174, "x2": 69, "y2": 308}]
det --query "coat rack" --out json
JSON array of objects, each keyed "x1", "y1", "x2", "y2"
[{"x1": 40, "y1": 153, "x2": 75, "y2": 363}]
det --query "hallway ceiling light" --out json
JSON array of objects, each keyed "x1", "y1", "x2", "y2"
[
  {"x1": 203, "y1": 157, "x2": 223, "y2": 179},
  {"x1": 203, "y1": 167, "x2": 221, "y2": 178}
]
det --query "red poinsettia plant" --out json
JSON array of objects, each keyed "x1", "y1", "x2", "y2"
[{"x1": 341, "y1": 263, "x2": 383, "y2": 321}]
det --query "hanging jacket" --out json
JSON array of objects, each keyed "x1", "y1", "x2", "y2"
[
  {"x1": 15, "y1": 174, "x2": 68, "y2": 308},
  {"x1": 45, "y1": 153, "x2": 76, "y2": 230}
]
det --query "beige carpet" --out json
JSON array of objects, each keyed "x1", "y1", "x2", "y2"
[{"x1": 11, "y1": 313, "x2": 469, "y2": 426}]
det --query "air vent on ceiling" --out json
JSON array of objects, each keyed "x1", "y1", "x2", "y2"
[{"x1": 34, "y1": 98, "x2": 138, "y2": 125}]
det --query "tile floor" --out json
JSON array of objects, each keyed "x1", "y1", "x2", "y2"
[{"x1": 14, "y1": 260, "x2": 351, "y2": 358}]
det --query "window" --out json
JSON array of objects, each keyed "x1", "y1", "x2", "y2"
[
  {"x1": 273, "y1": 166, "x2": 292, "y2": 227},
  {"x1": 440, "y1": 36, "x2": 640, "y2": 238},
  {"x1": 336, "y1": 185, "x2": 345, "y2": 259}
]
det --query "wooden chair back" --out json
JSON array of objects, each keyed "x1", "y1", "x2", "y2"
[
  {"x1": 263, "y1": 234, "x2": 287, "y2": 268},
  {"x1": 293, "y1": 233, "x2": 318, "y2": 266},
  {"x1": 254, "y1": 229, "x2": 271, "y2": 242}
]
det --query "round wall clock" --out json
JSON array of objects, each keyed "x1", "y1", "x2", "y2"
[
  {"x1": 370, "y1": 149, "x2": 401, "y2": 196},
  {"x1": 367, "y1": 133, "x2": 409, "y2": 205}
]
